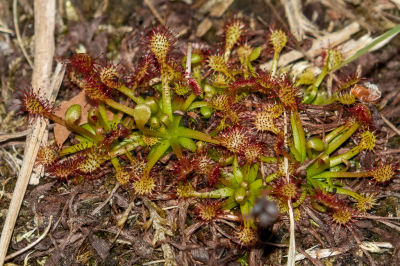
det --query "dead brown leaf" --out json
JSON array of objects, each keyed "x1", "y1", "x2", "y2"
[
  {"x1": 54, "y1": 90, "x2": 91, "y2": 147},
  {"x1": 54, "y1": 90, "x2": 113, "y2": 148}
]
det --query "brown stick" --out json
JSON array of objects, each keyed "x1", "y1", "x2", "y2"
[
  {"x1": 0, "y1": 0, "x2": 55, "y2": 264},
  {"x1": 4, "y1": 216, "x2": 53, "y2": 261}
]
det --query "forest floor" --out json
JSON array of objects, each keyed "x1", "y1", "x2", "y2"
[{"x1": 1, "y1": 0, "x2": 400, "y2": 265}]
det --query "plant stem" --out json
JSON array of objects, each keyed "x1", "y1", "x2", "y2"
[
  {"x1": 177, "y1": 127, "x2": 220, "y2": 145},
  {"x1": 115, "y1": 84, "x2": 145, "y2": 104},
  {"x1": 325, "y1": 125, "x2": 345, "y2": 143},
  {"x1": 271, "y1": 51, "x2": 280, "y2": 76},
  {"x1": 105, "y1": 99, "x2": 136, "y2": 117},
  {"x1": 292, "y1": 190, "x2": 307, "y2": 208},
  {"x1": 325, "y1": 122, "x2": 360, "y2": 155},
  {"x1": 161, "y1": 70, "x2": 173, "y2": 122},
  {"x1": 291, "y1": 110, "x2": 306, "y2": 162},
  {"x1": 187, "y1": 101, "x2": 210, "y2": 111},
  {"x1": 329, "y1": 146, "x2": 362, "y2": 168},
  {"x1": 311, "y1": 171, "x2": 370, "y2": 179},
  {"x1": 46, "y1": 112, "x2": 98, "y2": 141},
  {"x1": 333, "y1": 24, "x2": 400, "y2": 71},
  {"x1": 302, "y1": 66, "x2": 328, "y2": 104},
  {"x1": 314, "y1": 179, "x2": 361, "y2": 200},
  {"x1": 143, "y1": 140, "x2": 171, "y2": 177},
  {"x1": 169, "y1": 137, "x2": 182, "y2": 159},
  {"x1": 260, "y1": 156, "x2": 277, "y2": 164},
  {"x1": 98, "y1": 102, "x2": 110, "y2": 130}
]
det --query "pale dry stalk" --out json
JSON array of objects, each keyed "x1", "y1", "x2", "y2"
[{"x1": 0, "y1": 0, "x2": 55, "y2": 264}]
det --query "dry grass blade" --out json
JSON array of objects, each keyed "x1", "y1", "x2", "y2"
[
  {"x1": 280, "y1": 0, "x2": 320, "y2": 42},
  {"x1": 380, "y1": 114, "x2": 400, "y2": 136},
  {"x1": 320, "y1": 0, "x2": 376, "y2": 33},
  {"x1": 0, "y1": 0, "x2": 56, "y2": 264},
  {"x1": 91, "y1": 183, "x2": 120, "y2": 216},
  {"x1": 260, "y1": 22, "x2": 361, "y2": 70},
  {"x1": 283, "y1": 111, "x2": 296, "y2": 266},
  {"x1": 0, "y1": 129, "x2": 32, "y2": 143},
  {"x1": 349, "y1": 226, "x2": 377, "y2": 266},
  {"x1": 143, "y1": 0, "x2": 165, "y2": 26},
  {"x1": 13, "y1": 0, "x2": 33, "y2": 68},
  {"x1": 4, "y1": 216, "x2": 53, "y2": 261},
  {"x1": 30, "y1": 62, "x2": 66, "y2": 185}
]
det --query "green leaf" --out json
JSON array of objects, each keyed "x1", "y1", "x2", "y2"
[{"x1": 249, "y1": 46, "x2": 262, "y2": 61}]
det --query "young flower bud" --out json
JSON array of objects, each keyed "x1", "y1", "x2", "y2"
[{"x1": 237, "y1": 44, "x2": 253, "y2": 65}]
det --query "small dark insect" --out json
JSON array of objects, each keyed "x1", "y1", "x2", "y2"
[
  {"x1": 112, "y1": 76, "x2": 119, "y2": 82},
  {"x1": 332, "y1": 188, "x2": 337, "y2": 195},
  {"x1": 138, "y1": 87, "x2": 155, "y2": 98},
  {"x1": 251, "y1": 196, "x2": 280, "y2": 228},
  {"x1": 173, "y1": 110, "x2": 202, "y2": 128}
]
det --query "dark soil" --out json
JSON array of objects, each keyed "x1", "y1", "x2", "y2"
[{"x1": 1, "y1": 0, "x2": 400, "y2": 265}]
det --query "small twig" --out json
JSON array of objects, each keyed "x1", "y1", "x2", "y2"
[
  {"x1": 142, "y1": 259, "x2": 166, "y2": 266},
  {"x1": 143, "y1": 0, "x2": 165, "y2": 26},
  {"x1": 0, "y1": 27, "x2": 14, "y2": 34},
  {"x1": 320, "y1": 0, "x2": 376, "y2": 33},
  {"x1": 263, "y1": 0, "x2": 287, "y2": 28},
  {"x1": 0, "y1": 0, "x2": 56, "y2": 262},
  {"x1": 295, "y1": 247, "x2": 324, "y2": 266},
  {"x1": 5, "y1": 216, "x2": 53, "y2": 261},
  {"x1": 349, "y1": 226, "x2": 377, "y2": 266},
  {"x1": 185, "y1": 43, "x2": 192, "y2": 78},
  {"x1": 376, "y1": 149, "x2": 400, "y2": 155},
  {"x1": 91, "y1": 182, "x2": 120, "y2": 216},
  {"x1": 284, "y1": 111, "x2": 296, "y2": 266},
  {"x1": 13, "y1": 0, "x2": 33, "y2": 68},
  {"x1": 260, "y1": 22, "x2": 360, "y2": 70},
  {"x1": 377, "y1": 219, "x2": 400, "y2": 232},
  {"x1": 162, "y1": 205, "x2": 178, "y2": 210},
  {"x1": 381, "y1": 114, "x2": 400, "y2": 136}
]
